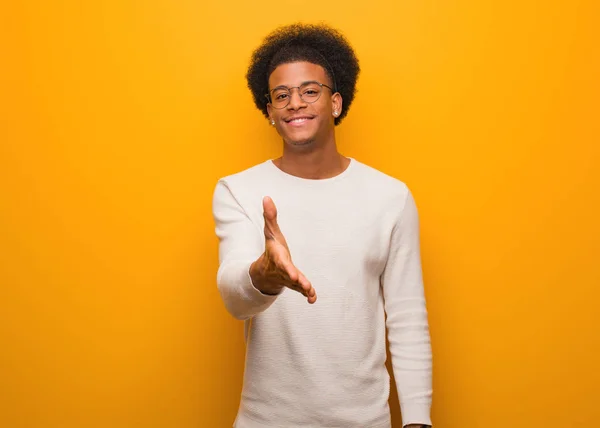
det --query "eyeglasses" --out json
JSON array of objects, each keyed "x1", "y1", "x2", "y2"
[{"x1": 265, "y1": 81, "x2": 334, "y2": 109}]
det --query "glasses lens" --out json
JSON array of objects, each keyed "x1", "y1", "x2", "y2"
[
  {"x1": 299, "y1": 82, "x2": 322, "y2": 102},
  {"x1": 271, "y1": 88, "x2": 290, "y2": 108}
]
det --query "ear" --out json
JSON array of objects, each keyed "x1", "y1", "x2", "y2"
[
  {"x1": 267, "y1": 103, "x2": 273, "y2": 120},
  {"x1": 331, "y1": 92, "x2": 343, "y2": 118}
]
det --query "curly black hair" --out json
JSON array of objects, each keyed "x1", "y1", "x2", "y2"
[{"x1": 246, "y1": 23, "x2": 360, "y2": 126}]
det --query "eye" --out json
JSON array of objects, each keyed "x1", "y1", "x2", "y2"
[{"x1": 275, "y1": 93, "x2": 289, "y2": 100}]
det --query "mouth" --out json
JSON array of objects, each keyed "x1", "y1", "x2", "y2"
[{"x1": 284, "y1": 115, "x2": 315, "y2": 127}]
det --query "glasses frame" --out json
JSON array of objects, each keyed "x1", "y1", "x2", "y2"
[{"x1": 265, "y1": 81, "x2": 335, "y2": 109}]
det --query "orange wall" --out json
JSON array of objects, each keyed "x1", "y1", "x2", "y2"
[{"x1": 1, "y1": 1, "x2": 599, "y2": 427}]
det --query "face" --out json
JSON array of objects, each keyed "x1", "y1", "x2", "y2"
[{"x1": 267, "y1": 61, "x2": 342, "y2": 148}]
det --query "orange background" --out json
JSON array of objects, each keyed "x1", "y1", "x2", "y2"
[{"x1": 1, "y1": 1, "x2": 599, "y2": 427}]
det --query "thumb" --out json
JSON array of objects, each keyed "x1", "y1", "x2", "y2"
[{"x1": 263, "y1": 196, "x2": 281, "y2": 239}]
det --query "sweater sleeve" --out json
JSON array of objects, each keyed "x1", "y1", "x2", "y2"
[
  {"x1": 212, "y1": 179, "x2": 281, "y2": 320},
  {"x1": 381, "y1": 188, "x2": 433, "y2": 427}
]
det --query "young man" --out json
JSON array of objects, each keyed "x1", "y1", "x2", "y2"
[{"x1": 212, "y1": 23, "x2": 433, "y2": 428}]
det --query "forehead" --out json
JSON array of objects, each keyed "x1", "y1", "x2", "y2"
[{"x1": 268, "y1": 61, "x2": 328, "y2": 88}]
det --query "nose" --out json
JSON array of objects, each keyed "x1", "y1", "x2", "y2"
[{"x1": 287, "y1": 87, "x2": 307, "y2": 110}]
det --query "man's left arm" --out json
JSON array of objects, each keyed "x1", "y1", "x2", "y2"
[{"x1": 380, "y1": 188, "x2": 433, "y2": 428}]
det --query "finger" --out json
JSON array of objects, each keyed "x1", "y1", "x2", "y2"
[
  {"x1": 280, "y1": 272, "x2": 306, "y2": 293},
  {"x1": 262, "y1": 196, "x2": 281, "y2": 239},
  {"x1": 292, "y1": 279, "x2": 317, "y2": 303},
  {"x1": 287, "y1": 282, "x2": 312, "y2": 299},
  {"x1": 297, "y1": 271, "x2": 312, "y2": 293},
  {"x1": 283, "y1": 262, "x2": 299, "y2": 283},
  {"x1": 304, "y1": 284, "x2": 316, "y2": 301},
  {"x1": 286, "y1": 282, "x2": 316, "y2": 304},
  {"x1": 290, "y1": 272, "x2": 316, "y2": 301}
]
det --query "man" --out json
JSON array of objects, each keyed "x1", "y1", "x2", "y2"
[{"x1": 212, "y1": 23, "x2": 433, "y2": 428}]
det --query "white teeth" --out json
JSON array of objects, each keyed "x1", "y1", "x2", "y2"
[{"x1": 290, "y1": 118, "x2": 309, "y2": 123}]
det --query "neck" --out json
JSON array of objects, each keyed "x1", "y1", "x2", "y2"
[{"x1": 275, "y1": 138, "x2": 349, "y2": 180}]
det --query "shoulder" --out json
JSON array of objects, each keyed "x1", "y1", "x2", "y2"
[
  {"x1": 352, "y1": 160, "x2": 422, "y2": 230},
  {"x1": 212, "y1": 160, "x2": 273, "y2": 212},
  {"x1": 216, "y1": 160, "x2": 272, "y2": 188},
  {"x1": 351, "y1": 159, "x2": 413, "y2": 207}
]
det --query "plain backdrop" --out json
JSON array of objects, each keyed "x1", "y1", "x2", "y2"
[{"x1": 1, "y1": 1, "x2": 599, "y2": 427}]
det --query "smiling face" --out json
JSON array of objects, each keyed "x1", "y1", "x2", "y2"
[{"x1": 267, "y1": 61, "x2": 342, "y2": 149}]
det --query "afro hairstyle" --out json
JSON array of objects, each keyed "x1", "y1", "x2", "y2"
[{"x1": 246, "y1": 23, "x2": 360, "y2": 126}]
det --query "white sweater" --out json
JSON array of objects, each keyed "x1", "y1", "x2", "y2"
[{"x1": 212, "y1": 158, "x2": 432, "y2": 428}]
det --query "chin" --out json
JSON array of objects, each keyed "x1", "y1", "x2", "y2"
[
  {"x1": 283, "y1": 133, "x2": 316, "y2": 147},
  {"x1": 289, "y1": 139, "x2": 314, "y2": 146}
]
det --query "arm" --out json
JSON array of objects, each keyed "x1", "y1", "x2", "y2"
[
  {"x1": 381, "y1": 189, "x2": 433, "y2": 427},
  {"x1": 212, "y1": 180, "x2": 280, "y2": 320}
]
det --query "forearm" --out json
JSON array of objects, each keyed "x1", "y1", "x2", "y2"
[{"x1": 387, "y1": 302, "x2": 433, "y2": 426}]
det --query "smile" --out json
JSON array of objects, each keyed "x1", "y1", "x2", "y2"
[{"x1": 284, "y1": 116, "x2": 314, "y2": 127}]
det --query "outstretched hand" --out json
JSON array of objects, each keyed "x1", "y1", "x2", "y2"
[{"x1": 249, "y1": 196, "x2": 317, "y2": 304}]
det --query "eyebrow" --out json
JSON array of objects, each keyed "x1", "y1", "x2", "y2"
[{"x1": 270, "y1": 80, "x2": 320, "y2": 91}]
